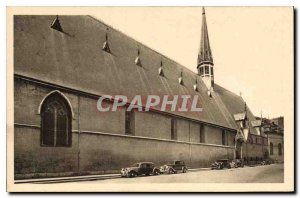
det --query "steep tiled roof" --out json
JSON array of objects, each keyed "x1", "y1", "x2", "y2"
[
  {"x1": 213, "y1": 84, "x2": 259, "y2": 135},
  {"x1": 14, "y1": 15, "x2": 239, "y2": 130}
]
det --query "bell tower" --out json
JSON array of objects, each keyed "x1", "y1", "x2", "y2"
[{"x1": 197, "y1": 7, "x2": 214, "y2": 91}]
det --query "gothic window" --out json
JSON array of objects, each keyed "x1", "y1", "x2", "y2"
[
  {"x1": 210, "y1": 67, "x2": 214, "y2": 75},
  {"x1": 171, "y1": 118, "x2": 177, "y2": 140},
  {"x1": 205, "y1": 66, "x2": 209, "y2": 75},
  {"x1": 41, "y1": 93, "x2": 72, "y2": 147},
  {"x1": 278, "y1": 143, "x2": 282, "y2": 155},
  {"x1": 270, "y1": 143, "x2": 274, "y2": 155}
]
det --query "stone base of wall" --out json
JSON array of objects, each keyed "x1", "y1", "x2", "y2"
[
  {"x1": 15, "y1": 169, "x2": 121, "y2": 180},
  {"x1": 15, "y1": 127, "x2": 235, "y2": 179}
]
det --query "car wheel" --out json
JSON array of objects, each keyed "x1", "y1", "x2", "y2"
[
  {"x1": 182, "y1": 167, "x2": 187, "y2": 173},
  {"x1": 153, "y1": 170, "x2": 159, "y2": 175},
  {"x1": 129, "y1": 171, "x2": 137, "y2": 178}
]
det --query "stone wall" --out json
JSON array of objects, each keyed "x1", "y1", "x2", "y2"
[{"x1": 14, "y1": 78, "x2": 236, "y2": 179}]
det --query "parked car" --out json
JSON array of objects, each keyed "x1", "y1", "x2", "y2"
[
  {"x1": 121, "y1": 162, "x2": 160, "y2": 178},
  {"x1": 231, "y1": 159, "x2": 244, "y2": 168},
  {"x1": 160, "y1": 160, "x2": 187, "y2": 174},
  {"x1": 159, "y1": 164, "x2": 177, "y2": 174},
  {"x1": 261, "y1": 159, "x2": 272, "y2": 165},
  {"x1": 211, "y1": 159, "x2": 231, "y2": 170}
]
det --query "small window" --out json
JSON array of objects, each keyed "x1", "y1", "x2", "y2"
[
  {"x1": 199, "y1": 67, "x2": 204, "y2": 75},
  {"x1": 205, "y1": 66, "x2": 209, "y2": 74},
  {"x1": 270, "y1": 143, "x2": 274, "y2": 155},
  {"x1": 125, "y1": 110, "x2": 135, "y2": 135},
  {"x1": 222, "y1": 130, "x2": 227, "y2": 145},
  {"x1": 278, "y1": 143, "x2": 282, "y2": 155},
  {"x1": 200, "y1": 124, "x2": 205, "y2": 143},
  {"x1": 171, "y1": 118, "x2": 177, "y2": 140},
  {"x1": 41, "y1": 93, "x2": 72, "y2": 147},
  {"x1": 210, "y1": 67, "x2": 214, "y2": 75}
]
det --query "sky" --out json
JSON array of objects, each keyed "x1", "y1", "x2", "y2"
[{"x1": 87, "y1": 7, "x2": 293, "y2": 119}]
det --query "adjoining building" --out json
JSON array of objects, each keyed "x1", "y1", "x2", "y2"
[
  {"x1": 261, "y1": 117, "x2": 284, "y2": 162},
  {"x1": 13, "y1": 9, "x2": 282, "y2": 179}
]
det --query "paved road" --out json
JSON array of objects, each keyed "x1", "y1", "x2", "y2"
[{"x1": 69, "y1": 164, "x2": 283, "y2": 183}]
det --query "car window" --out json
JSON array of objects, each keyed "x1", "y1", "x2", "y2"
[
  {"x1": 175, "y1": 161, "x2": 180, "y2": 165},
  {"x1": 141, "y1": 164, "x2": 147, "y2": 168}
]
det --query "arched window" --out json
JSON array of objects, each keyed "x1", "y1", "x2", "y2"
[
  {"x1": 41, "y1": 92, "x2": 72, "y2": 147},
  {"x1": 278, "y1": 143, "x2": 282, "y2": 156},
  {"x1": 270, "y1": 143, "x2": 273, "y2": 155}
]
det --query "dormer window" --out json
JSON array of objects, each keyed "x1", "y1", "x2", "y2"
[
  {"x1": 50, "y1": 15, "x2": 63, "y2": 32},
  {"x1": 178, "y1": 71, "x2": 183, "y2": 85},
  {"x1": 193, "y1": 79, "x2": 198, "y2": 91},
  {"x1": 102, "y1": 31, "x2": 111, "y2": 53},
  {"x1": 135, "y1": 48, "x2": 142, "y2": 66},
  {"x1": 158, "y1": 60, "x2": 164, "y2": 77}
]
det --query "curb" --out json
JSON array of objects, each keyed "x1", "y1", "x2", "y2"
[{"x1": 15, "y1": 174, "x2": 121, "y2": 184}]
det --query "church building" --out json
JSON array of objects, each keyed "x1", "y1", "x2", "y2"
[{"x1": 13, "y1": 8, "x2": 278, "y2": 179}]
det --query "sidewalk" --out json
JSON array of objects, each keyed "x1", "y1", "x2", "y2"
[{"x1": 14, "y1": 173, "x2": 121, "y2": 184}]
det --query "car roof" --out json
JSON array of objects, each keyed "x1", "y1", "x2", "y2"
[{"x1": 139, "y1": 162, "x2": 154, "y2": 164}]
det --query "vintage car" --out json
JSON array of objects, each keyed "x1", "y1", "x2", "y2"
[
  {"x1": 211, "y1": 159, "x2": 231, "y2": 170},
  {"x1": 121, "y1": 162, "x2": 160, "y2": 178},
  {"x1": 230, "y1": 159, "x2": 244, "y2": 168},
  {"x1": 159, "y1": 165, "x2": 177, "y2": 174},
  {"x1": 261, "y1": 159, "x2": 272, "y2": 165},
  {"x1": 160, "y1": 160, "x2": 187, "y2": 174}
]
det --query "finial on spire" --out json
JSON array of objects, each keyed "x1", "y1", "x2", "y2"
[{"x1": 202, "y1": 7, "x2": 206, "y2": 15}]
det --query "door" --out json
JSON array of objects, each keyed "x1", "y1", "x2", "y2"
[{"x1": 236, "y1": 140, "x2": 243, "y2": 159}]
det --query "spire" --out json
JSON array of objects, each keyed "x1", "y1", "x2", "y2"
[{"x1": 198, "y1": 7, "x2": 213, "y2": 66}]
